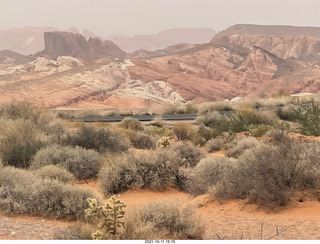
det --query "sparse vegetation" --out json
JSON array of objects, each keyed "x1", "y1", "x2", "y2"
[{"x1": 34, "y1": 165, "x2": 76, "y2": 184}]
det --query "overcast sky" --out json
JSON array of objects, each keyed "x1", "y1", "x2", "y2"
[{"x1": 0, "y1": 0, "x2": 319, "y2": 36}]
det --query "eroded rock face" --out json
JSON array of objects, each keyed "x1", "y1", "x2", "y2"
[
  {"x1": 211, "y1": 24, "x2": 320, "y2": 59},
  {"x1": 245, "y1": 46, "x2": 277, "y2": 82},
  {"x1": 37, "y1": 32, "x2": 126, "y2": 60}
]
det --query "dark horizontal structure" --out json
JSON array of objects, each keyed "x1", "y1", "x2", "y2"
[{"x1": 67, "y1": 113, "x2": 198, "y2": 123}]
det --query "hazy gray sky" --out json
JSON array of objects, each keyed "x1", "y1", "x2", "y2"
[{"x1": 0, "y1": 0, "x2": 319, "y2": 36}]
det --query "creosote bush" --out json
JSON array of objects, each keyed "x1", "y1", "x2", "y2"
[
  {"x1": 30, "y1": 144, "x2": 101, "y2": 180},
  {"x1": 0, "y1": 166, "x2": 93, "y2": 218},
  {"x1": 66, "y1": 126, "x2": 130, "y2": 154}
]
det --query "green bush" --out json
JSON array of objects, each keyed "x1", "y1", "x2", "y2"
[
  {"x1": 0, "y1": 166, "x2": 93, "y2": 218},
  {"x1": 290, "y1": 102, "x2": 320, "y2": 136},
  {"x1": 30, "y1": 145, "x2": 101, "y2": 180},
  {"x1": 119, "y1": 117, "x2": 144, "y2": 131},
  {"x1": 66, "y1": 126, "x2": 130, "y2": 154},
  {"x1": 34, "y1": 165, "x2": 76, "y2": 184}
]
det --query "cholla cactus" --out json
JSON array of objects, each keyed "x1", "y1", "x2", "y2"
[
  {"x1": 156, "y1": 136, "x2": 171, "y2": 149},
  {"x1": 85, "y1": 195, "x2": 126, "y2": 239}
]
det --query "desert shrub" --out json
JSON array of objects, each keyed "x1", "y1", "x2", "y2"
[
  {"x1": 185, "y1": 157, "x2": 234, "y2": 196},
  {"x1": 206, "y1": 133, "x2": 235, "y2": 152},
  {"x1": 289, "y1": 102, "x2": 320, "y2": 136},
  {"x1": 30, "y1": 144, "x2": 101, "y2": 180},
  {"x1": 168, "y1": 142, "x2": 204, "y2": 168},
  {"x1": 0, "y1": 102, "x2": 64, "y2": 141},
  {"x1": 197, "y1": 124, "x2": 217, "y2": 144},
  {"x1": 215, "y1": 141, "x2": 320, "y2": 207},
  {"x1": 196, "y1": 111, "x2": 227, "y2": 132},
  {"x1": 123, "y1": 130, "x2": 156, "y2": 149},
  {"x1": 0, "y1": 119, "x2": 44, "y2": 168},
  {"x1": 249, "y1": 124, "x2": 272, "y2": 137},
  {"x1": 65, "y1": 126, "x2": 130, "y2": 154},
  {"x1": 264, "y1": 129, "x2": 292, "y2": 144},
  {"x1": 258, "y1": 110, "x2": 279, "y2": 124},
  {"x1": 276, "y1": 104, "x2": 298, "y2": 120},
  {"x1": 140, "y1": 200, "x2": 204, "y2": 239},
  {"x1": 227, "y1": 106, "x2": 262, "y2": 132},
  {"x1": 119, "y1": 117, "x2": 144, "y2": 131},
  {"x1": 173, "y1": 122, "x2": 196, "y2": 141},
  {"x1": 225, "y1": 136, "x2": 260, "y2": 158},
  {"x1": 0, "y1": 166, "x2": 93, "y2": 218},
  {"x1": 34, "y1": 165, "x2": 76, "y2": 184},
  {"x1": 99, "y1": 151, "x2": 174, "y2": 195},
  {"x1": 149, "y1": 116, "x2": 165, "y2": 127},
  {"x1": 145, "y1": 125, "x2": 173, "y2": 137}
]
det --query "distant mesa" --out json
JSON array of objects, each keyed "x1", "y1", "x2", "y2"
[
  {"x1": 0, "y1": 50, "x2": 35, "y2": 65},
  {"x1": 36, "y1": 31, "x2": 126, "y2": 60}
]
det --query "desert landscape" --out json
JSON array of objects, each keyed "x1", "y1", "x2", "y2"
[{"x1": 2, "y1": 0, "x2": 320, "y2": 241}]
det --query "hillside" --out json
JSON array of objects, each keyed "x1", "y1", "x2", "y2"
[{"x1": 108, "y1": 28, "x2": 216, "y2": 52}]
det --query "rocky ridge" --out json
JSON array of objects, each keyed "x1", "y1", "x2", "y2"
[{"x1": 36, "y1": 32, "x2": 126, "y2": 60}]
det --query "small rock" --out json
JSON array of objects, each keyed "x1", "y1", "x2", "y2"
[
  {"x1": 220, "y1": 208, "x2": 224, "y2": 211},
  {"x1": 41, "y1": 219, "x2": 46, "y2": 223},
  {"x1": 5, "y1": 218, "x2": 9, "y2": 221},
  {"x1": 11, "y1": 231, "x2": 17, "y2": 235}
]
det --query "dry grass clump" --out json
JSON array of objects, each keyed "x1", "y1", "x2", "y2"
[
  {"x1": 65, "y1": 125, "x2": 130, "y2": 154},
  {"x1": 34, "y1": 165, "x2": 76, "y2": 184},
  {"x1": 30, "y1": 144, "x2": 101, "y2": 180},
  {"x1": 0, "y1": 166, "x2": 93, "y2": 218}
]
